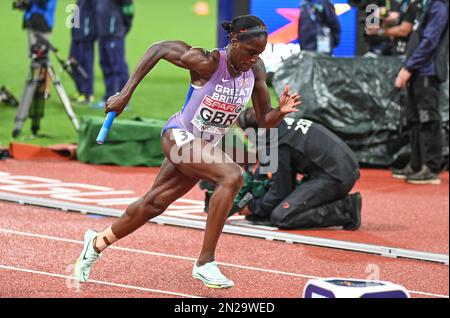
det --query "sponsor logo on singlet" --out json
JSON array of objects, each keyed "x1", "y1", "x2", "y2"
[{"x1": 191, "y1": 84, "x2": 250, "y2": 135}]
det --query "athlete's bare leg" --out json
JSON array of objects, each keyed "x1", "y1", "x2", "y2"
[
  {"x1": 110, "y1": 159, "x2": 199, "y2": 239},
  {"x1": 94, "y1": 129, "x2": 243, "y2": 268},
  {"x1": 76, "y1": 129, "x2": 243, "y2": 287},
  {"x1": 161, "y1": 131, "x2": 244, "y2": 266},
  {"x1": 74, "y1": 154, "x2": 200, "y2": 282}
]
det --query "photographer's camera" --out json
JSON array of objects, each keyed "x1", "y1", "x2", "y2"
[
  {"x1": 30, "y1": 41, "x2": 49, "y2": 62},
  {"x1": 12, "y1": 0, "x2": 31, "y2": 11}
]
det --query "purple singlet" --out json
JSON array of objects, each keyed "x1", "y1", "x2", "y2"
[{"x1": 162, "y1": 49, "x2": 255, "y2": 145}]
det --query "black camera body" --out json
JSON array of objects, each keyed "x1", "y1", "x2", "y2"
[
  {"x1": 12, "y1": 0, "x2": 31, "y2": 11},
  {"x1": 30, "y1": 40, "x2": 50, "y2": 62}
]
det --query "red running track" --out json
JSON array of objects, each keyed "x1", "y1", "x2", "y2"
[
  {"x1": 0, "y1": 159, "x2": 448, "y2": 254},
  {"x1": 0, "y1": 203, "x2": 448, "y2": 298},
  {"x1": 0, "y1": 159, "x2": 448, "y2": 298}
]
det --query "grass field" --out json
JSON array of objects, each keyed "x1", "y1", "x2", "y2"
[{"x1": 0, "y1": 0, "x2": 280, "y2": 147}]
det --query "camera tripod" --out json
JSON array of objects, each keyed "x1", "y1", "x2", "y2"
[{"x1": 12, "y1": 56, "x2": 80, "y2": 138}]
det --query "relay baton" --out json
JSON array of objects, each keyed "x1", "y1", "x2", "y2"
[{"x1": 96, "y1": 111, "x2": 116, "y2": 144}]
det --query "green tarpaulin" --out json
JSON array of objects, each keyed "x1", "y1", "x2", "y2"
[{"x1": 77, "y1": 116, "x2": 166, "y2": 166}]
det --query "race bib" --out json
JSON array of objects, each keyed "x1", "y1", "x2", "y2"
[
  {"x1": 172, "y1": 129, "x2": 195, "y2": 147},
  {"x1": 191, "y1": 95, "x2": 243, "y2": 134}
]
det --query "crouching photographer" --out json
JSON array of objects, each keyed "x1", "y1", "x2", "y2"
[
  {"x1": 13, "y1": 0, "x2": 57, "y2": 56},
  {"x1": 237, "y1": 108, "x2": 362, "y2": 231}
]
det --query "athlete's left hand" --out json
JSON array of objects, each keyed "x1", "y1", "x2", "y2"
[{"x1": 278, "y1": 84, "x2": 302, "y2": 115}]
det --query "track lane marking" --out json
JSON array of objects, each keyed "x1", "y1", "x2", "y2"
[
  {"x1": 0, "y1": 228, "x2": 318, "y2": 279},
  {"x1": 0, "y1": 264, "x2": 201, "y2": 298},
  {"x1": 0, "y1": 228, "x2": 448, "y2": 298}
]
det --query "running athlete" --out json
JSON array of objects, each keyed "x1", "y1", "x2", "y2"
[{"x1": 74, "y1": 15, "x2": 301, "y2": 288}]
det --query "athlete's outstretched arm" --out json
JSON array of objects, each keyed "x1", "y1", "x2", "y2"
[
  {"x1": 105, "y1": 41, "x2": 218, "y2": 115},
  {"x1": 251, "y1": 59, "x2": 301, "y2": 128}
]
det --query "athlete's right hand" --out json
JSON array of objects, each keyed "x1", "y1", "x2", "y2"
[{"x1": 105, "y1": 92, "x2": 130, "y2": 116}]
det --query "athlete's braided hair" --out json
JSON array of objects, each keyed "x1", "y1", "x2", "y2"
[{"x1": 221, "y1": 15, "x2": 268, "y2": 41}]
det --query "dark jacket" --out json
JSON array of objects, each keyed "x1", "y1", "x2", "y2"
[
  {"x1": 253, "y1": 118, "x2": 360, "y2": 217},
  {"x1": 23, "y1": 0, "x2": 57, "y2": 32},
  {"x1": 275, "y1": 118, "x2": 359, "y2": 183},
  {"x1": 96, "y1": 0, "x2": 134, "y2": 38},
  {"x1": 298, "y1": 0, "x2": 341, "y2": 51},
  {"x1": 405, "y1": 0, "x2": 449, "y2": 79},
  {"x1": 72, "y1": 0, "x2": 97, "y2": 41}
]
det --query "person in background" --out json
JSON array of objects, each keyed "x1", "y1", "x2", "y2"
[
  {"x1": 298, "y1": 0, "x2": 341, "y2": 54},
  {"x1": 92, "y1": 0, "x2": 134, "y2": 109},
  {"x1": 69, "y1": 0, "x2": 96, "y2": 104},
  {"x1": 392, "y1": 0, "x2": 449, "y2": 184},
  {"x1": 15, "y1": 0, "x2": 57, "y2": 56},
  {"x1": 14, "y1": 0, "x2": 57, "y2": 100},
  {"x1": 365, "y1": 0, "x2": 418, "y2": 56}
]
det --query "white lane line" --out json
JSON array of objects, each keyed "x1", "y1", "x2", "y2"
[
  {"x1": 0, "y1": 228, "x2": 448, "y2": 298},
  {"x1": 0, "y1": 264, "x2": 201, "y2": 298},
  {"x1": 407, "y1": 290, "x2": 449, "y2": 298},
  {"x1": 0, "y1": 228, "x2": 314, "y2": 278},
  {"x1": 174, "y1": 198, "x2": 204, "y2": 204}
]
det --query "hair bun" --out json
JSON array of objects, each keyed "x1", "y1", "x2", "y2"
[{"x1": 221, "y1": 20, "x2": 233, "y2": 32}]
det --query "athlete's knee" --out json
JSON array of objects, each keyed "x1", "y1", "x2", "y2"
[
  {"x1": 220, "y1": 168, "x2": 244, "y2": 191},
  {"x1": 139, "y1": 195, "x2": 168, "y2": 219}
]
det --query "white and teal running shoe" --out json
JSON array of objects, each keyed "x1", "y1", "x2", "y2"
[
  {"x1": 74, "y1": 230, "x2": 100, "y2": 282},
  {"x1": 192, "y1": 260, "x2": 234, "y2": 289}
]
